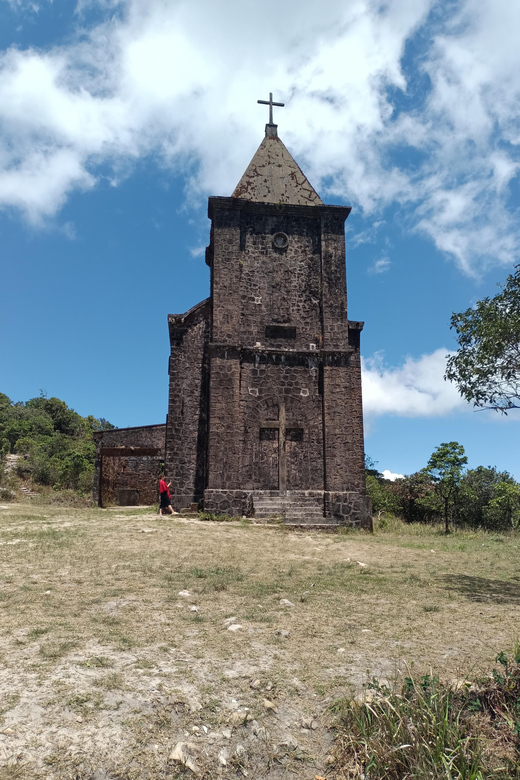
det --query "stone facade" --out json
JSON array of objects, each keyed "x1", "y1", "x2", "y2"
[
  {"x1": 93, "y1": 425, "x2": 165, "y2": 507},
  {"x1": 93, "y1": 122, "x2": 372, "y2": 528},
  {"x1": 165, "y1": 124, "x2": 371, "y2": 528}
]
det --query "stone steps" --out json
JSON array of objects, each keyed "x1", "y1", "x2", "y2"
[
  {"x1": 253, "y1": 492, "x2": 325, "y2": 524},
  {"x1": 20, "y1": 486, "x2": 39, "y2": 498}
]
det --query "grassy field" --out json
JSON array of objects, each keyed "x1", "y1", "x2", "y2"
[{"x1": 0, "y1": 503, "x2": 519, "y2": 779}]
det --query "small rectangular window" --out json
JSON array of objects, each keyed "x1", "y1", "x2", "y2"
[
  {"x1": 286, "y1": 428, "x2": 304, "y2": 442},
  {"x1": 265, "y1": 325, "x2": 296, "y2": 339},
  {"x1": 260, "y1": 428, "x2": 278, "y2": 441}
]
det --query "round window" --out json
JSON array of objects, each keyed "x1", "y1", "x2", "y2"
[{"x1": 272, "y1": 232, "x2": 289, "y2": 250}]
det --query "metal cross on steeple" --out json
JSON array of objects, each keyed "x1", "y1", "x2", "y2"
[{"x1": 257, "y1": 92, "x2": 285, "y2": 125}]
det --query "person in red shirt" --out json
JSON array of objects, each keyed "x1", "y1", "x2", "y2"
[{"x1": 158, "y1": 477, "x2": 175, "y2": 516}]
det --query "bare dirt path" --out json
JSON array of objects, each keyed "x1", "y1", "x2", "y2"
[{"x1": 0, "y1": 504, "x2": 519, "y2": 778}]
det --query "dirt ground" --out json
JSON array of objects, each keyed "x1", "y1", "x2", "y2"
[{"x1": 0, "y1": 503, "x2": 519, "y2": 779}]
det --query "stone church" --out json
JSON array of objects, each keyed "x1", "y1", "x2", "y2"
[{"x1": 93, "y1": 101, "x2": 371, "y2": 528}]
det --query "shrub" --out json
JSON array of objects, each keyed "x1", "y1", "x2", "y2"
[{"x1": 333, "y1": 647, "x2": 520, "y2": 779}]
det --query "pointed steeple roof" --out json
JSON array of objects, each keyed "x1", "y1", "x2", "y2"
[{"x1": 232, "y1": 124, "x2": 323, "y2": 206}]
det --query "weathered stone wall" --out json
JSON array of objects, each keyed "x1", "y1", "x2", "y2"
[
  {"x1": 93, "y1": 424, "x2": 166, "y2": 507},
  {"x1": 210, "y1": 200, "x2": 332, "y2": 352},
  {"x1": 207, "y1": 350, "x2": 325, "y2": 492},
  {"x1": 240, "y1": 356, "x2": 324, "y2": 491},
  {"x1": 206, "y1": 353, "x2": 242, "y2": 490},
  {"x1": 204, "y1": 489, "x2": 253, "y2": 518},
  {"x1": 165, "y1": 299, "x2": 210, "y2": 510},
  {"x1": 322, "y1": 353, "x2": 365, "y2": 494},
  {"x1": 205, "y1": 197, "x2": 368, "y2": 510},
  {"x1": 324, "y1": 491, "x2": 373, "y2": 530}
]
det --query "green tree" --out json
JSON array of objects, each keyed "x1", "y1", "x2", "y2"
[
  {"x1": 457, "y1": 466, "x2": 516, "y2": 528},
  {"x1": 483, "y1": 481, "x2": 520, "y2": 530},
  {"x1": 425, "y1": 442, "x2": 468, "y2": 534},
  {"x1": 389, "y1": 471, "x2": 437, "y2": 524},
  {"x1": 0, "y1": 392, "x2": 114, "y2": 494},
  {"x1": 365, "y1": 474, "x2": 401, "y2": 516},
  {"x1": 364, "y1": 456, "x2": 401, "y2": 517},
  {"x1": 445, "y1": 265, "x2": 520, "y2": 412}
]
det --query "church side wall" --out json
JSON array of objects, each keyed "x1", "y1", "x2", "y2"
[{"x1": 165, "y1": 306, "x2": 210, "y2": 510}]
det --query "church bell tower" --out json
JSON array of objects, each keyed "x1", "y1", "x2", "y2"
[{"x1": 166, "y1": 96, "x2": 371, "y2": 527}]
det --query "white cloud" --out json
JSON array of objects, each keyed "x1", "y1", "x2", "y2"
[
  {"x1": 382, "y1": 470, "x2": 404, "y2": 481},
  {"x1": 1, "y1": 1, "x2": 42, "y2": 9},
  {"x1": 368, "y1": 254, "x2": 391, "y2": 274},
  {"x1": 362, "y1": 348, "x2": 468, "y2": 418},
  {"x1": 0, "y1": 0, "x2": 518, "y2": 274}
]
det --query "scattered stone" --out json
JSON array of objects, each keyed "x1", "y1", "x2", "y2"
[
  {"x1": 263, "y1": 699, "x2": 277, "y2": 713},
  {"x1": 202, "y1": 725, "x2": 208, "y2": 734},
  {"x1": 235, "y1": 744, "x2": 246, "y2": 757},
  {"x1": 139, "y1": 529, "x2": 156, "y2": 533},
  {"x1": 250, "y1": 679, "x2": 261, "y2": 689},
  {"x1": 253, "y1": 724, "x2": 269, "y2": 740},
  {"x1": 325, "y1": 754, "x2": 335, "y2": 765},
  {"x1": 189, "y1": 605, "x2": 199, "y2": 613},
  {"x1": 301, "y1": 717, "x2": 318, "y2": 730},
  {"x1": 279, "y1": 599, "x2": 295, "y2": 607},
  {"x1": 361, "y1": 628, "x2": 371, "y2": 633},
  {"x1": 223, "y1": 616, "x2": 238, "y2": 626},
  {"x1": 169, "y1": 742, "x2": 200, "y2": 774},
  {"x1": 2, "y1": 728, "x2": 14, "y2": 736},
  {"x1": 278, "y1": 735, "x2": 299, "y2": 750},
  {"x1": 224, "y1": 669, "x2": 240, "y2": 679},
  {"x1": 218, "y1": 748, "x2": 229, "y2": 766},
  {"x1": 275, "y1": 629, "x2": 290, "y2": 638},
  {"x1": 266, "y1": 681, "x2": 273, "y2": 691},
  {"x1": 221, "y1": 728, "x2": 232, "y2": 739},
  {"x1": 178, "y1": 590, "x2": 192, "y2": 598},
  {"x1": 337, "y1": 647, "x2": 346, "y2": 654},
  {"x1": 229, "y1": 711, "x2": 252, "y2": 726},
  {"x1": 76, "y1": 716, "x2": 83, "y2": 723},
  {"x1": 44, "y1": 590, "x2": 51, "y2": 595},
  {"x1": 354, "y1": 690, "x2": 378, "y2": 704},
  {"x1": 228, "y1": 623, "x2": 242, "y2": 632},
  {"x1": 356, "y1": 561, "x2": 368, "y2": 568},
  {"x1": 191, "y1": 726, "x2": 200, "y2": 733},
  {"x1": 92, "y1": 769, "x2": 110, "y2": 780}
]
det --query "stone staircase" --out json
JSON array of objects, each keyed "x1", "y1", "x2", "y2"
[
  {"x1": 252, "y1": 491, "x2": 285, "y2": 521},
  {"x1": 20, "y1": 485, "x2": 39, "y2": 498},
  {"x1": 252, "y1": 490, "x2": 326, "y2": 525}
]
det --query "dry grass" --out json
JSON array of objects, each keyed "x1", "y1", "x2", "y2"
[
  {"x1": 333, "y1": 651, "x2": 520, "y2": 779},
  {"x1": 0, "y1": 502, "x2": 519, "y2": 778}
]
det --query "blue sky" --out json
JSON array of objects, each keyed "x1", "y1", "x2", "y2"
[{"x1": 1, "y1": 0, "x2": 519, "y2": 480}]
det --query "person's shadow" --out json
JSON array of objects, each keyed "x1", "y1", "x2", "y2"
[{"x1": 442, "y1": 574, "x2": 520, "y2": 604}]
